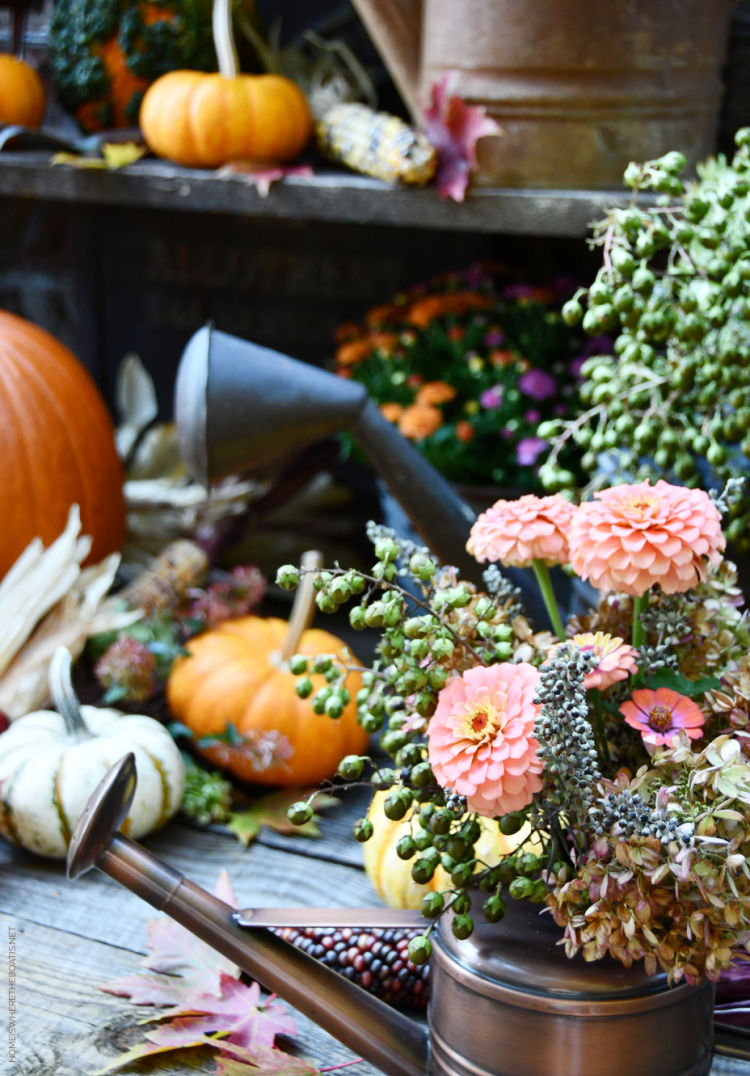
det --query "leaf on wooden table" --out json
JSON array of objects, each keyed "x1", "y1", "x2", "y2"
[
  {"x1": 101, "y1": 870, "x2": 241, "y2": 1002},
  {"x1": 52, "y1": 142, "x2": 146, "y2": 170},
  {"x1": 217, "y1": 162, "x2": 314, "y2": 198},
  {"x1": 422, "y1": 72, "x2": 500, "y2": 202},
  {"x1": 227, "y1": 788, "x2": 340, "y2": 846},
  {"x1": 215, "y1": 1040, "x2": 320, "y2": 1075},
  {"x1": 97, "y1": 870, "x2": 316, "y2": 1075}
]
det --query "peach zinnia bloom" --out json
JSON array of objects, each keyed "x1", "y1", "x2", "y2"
[
  {"x1": 428, "y1": 663, "x2": 544, "y2": 817},
  {"x1": 568, "y1": 480, "x2": 724, "y2": 597},
  {"x1": 619, "y1": 687, "x2": 705, "y2": 747},
  {"x1": 416, "y1": 380, "x2": 457, "y2": 406},
  {"x1": 550, "y1": 632, "x2": 638, "y2": 690},
  {"x1": 398, "y1": 403, "x2": 443, "y2": 440},
  {"x1": 467, "y1": 494, "x2": 576, "y2": 568}
]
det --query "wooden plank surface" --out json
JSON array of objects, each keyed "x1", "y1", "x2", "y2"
[
  {"x1": 0, "y1": 810, "x2": 388, "y2": 1076},
  {"x1": 0, "y1": 153, "x2": 634, "y2": 237},
  {"x1": 1, "y1": 788, "x2": 748, "y2": 1075}
]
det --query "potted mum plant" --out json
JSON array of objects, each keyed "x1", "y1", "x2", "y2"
[
  {"x1": 539, "y1": 129, "x2": 750, "y2": 556},
  {"x1": 276, "y1": 477, "x2": 750, "y2": 1068},
  {"x1": 334, "y1": 263, "x2": 589, "y2": 502}
]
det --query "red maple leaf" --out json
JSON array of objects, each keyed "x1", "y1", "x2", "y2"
[{"x1": 422, "y1": 72, "x2": 501, "y2": 202}]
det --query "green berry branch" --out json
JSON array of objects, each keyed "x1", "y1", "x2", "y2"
[
  {"x1": 277, "y1": 526, "x2": 551, "y2": 964},
  {"x1": 539, "y1": 129, "x2": 750, "y2": 549}
]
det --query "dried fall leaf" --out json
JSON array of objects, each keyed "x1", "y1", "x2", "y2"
[
  {"x1": 217, "y1": 162, "x2": 314, "y2": 198},
  {"x1": 227, "y1": 788, "x2": 340, "y2": 846},
  {"x1": 422, "y1": 72, "x2": 500, "y2": 202}
]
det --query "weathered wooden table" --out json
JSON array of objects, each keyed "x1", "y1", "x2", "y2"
[
  {"x1": 3, "y1": 794, "x2": 750, "y2": 1076},
  {"x1": 0, "y1": 787, "x2": 391, "y2": 1076}
]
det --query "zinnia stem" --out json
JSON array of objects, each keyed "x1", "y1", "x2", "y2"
[
  {"x1": 632, "y1": 593, "x2": 648, "y2": 649},
  {"x1": 531, "y1": 559, "x2": 566, "y2": 641}
]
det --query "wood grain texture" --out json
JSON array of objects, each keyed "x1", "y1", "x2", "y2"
[{"x1": 0, "y1": 154, "x2": 635, "y2": 237}]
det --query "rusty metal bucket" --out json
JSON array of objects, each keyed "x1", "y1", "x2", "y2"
[{"x1": 354, "y1": 0, "x2": 734, "y2": 188}]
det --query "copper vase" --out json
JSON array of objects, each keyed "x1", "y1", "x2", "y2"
[{"x1": 427, "y1": 894, "x2": 714, "y2": 1076}]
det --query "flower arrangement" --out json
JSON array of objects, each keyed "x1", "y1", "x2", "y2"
[
  {"x1": 277, "y1": 477, "x2": 750, "y2": 985},
  {"x1": 540, "y1": 130, "x2": 750, "y2": 551},
  {"x1": 333, "y1": 264, "x2": 591, "y2": 490}
]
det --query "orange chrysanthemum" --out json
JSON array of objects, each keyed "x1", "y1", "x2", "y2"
[
  {"x1": 455, "y1": 420, "x2": 475, "y2": 443},
  {"x1": 550, "y1": 632, "x2": 638, "y2": 690},
  {"x1": 428, "y1": 663, "x2": 544, "y2": 817},
  {"x1": 407, "y1": 291, "x2": 492, "y2": 328},
  {"x1": 398, "y1": 404, "x2": 443, "y2": 440},
  {"x1": 568, "y1": 480, "x2": 725, "y2": 597},
  {"x1": 416, "y1": 380, "x2": 457, "y2": 406},
  {"x1": 380, "y1": 402, "x2": 405, "y2": 423},
  {"x1": 335, "y1": 332, "x2": 400, "y2": 366},
  {"x1": 467, "y1": 494, "x2": 576, "y2": 568}
]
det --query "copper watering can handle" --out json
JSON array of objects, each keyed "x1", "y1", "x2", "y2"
[{"x1": 67, "y1": 754, "x2": 430, "y2": 1076}]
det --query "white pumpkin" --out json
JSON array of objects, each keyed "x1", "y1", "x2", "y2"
[{"x1": 0, "y1": 647, "x2": 185, "y2": 857}]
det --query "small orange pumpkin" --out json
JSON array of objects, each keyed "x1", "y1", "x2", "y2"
[
  {"x1": 0, "y1": 55, "x2": 45, "y2": 128},
  {"x1": 167, "y1": 613, "x2": 368, "y2": 787},
  {"x1": 0, "y1": 310, "x2": 125, "y2": 579},
  {"x1": 139, "y1": 0, "x2": 311, "y2": 168}
]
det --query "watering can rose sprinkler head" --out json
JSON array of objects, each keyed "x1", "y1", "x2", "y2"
[
  {"x1": 66, "y1": 753, "x2": 430, "y2": 1076},
  {"x1": 174, "y1": 324, "x2": 481, "y2": 582}
]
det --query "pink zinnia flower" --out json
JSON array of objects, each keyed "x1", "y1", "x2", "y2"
[
  {"x1": 550, "y1": 632, "x2": 638, "y2": 690},
  {"x1": 467, "y1": 493, "x2": 576, "y2": 567},
  {"x1": 427, "y1": 663, "x2": 543, "y2": 817},
  {"x1": 619, "y1": 687, "x2": 706, "y2": 747},
  {"x1": 568, "y1": 480, "x2": 725, "y2": 597}
]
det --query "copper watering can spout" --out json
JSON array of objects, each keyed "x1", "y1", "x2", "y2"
[{"x1": 67, "y1": 754, "x2": 431, "y2": 1076}]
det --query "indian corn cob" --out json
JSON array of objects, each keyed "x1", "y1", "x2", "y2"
[
  {"x1": 316, "y1": 102, "x2": 437, "y2": 186},
  {"x1": 273, "y1": 925, "x2": 430, "y2": 1008}
]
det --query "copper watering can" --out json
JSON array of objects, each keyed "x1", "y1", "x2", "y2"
[{"x1": 68, "y1": 755, "x2": 750, "y2": 1076}]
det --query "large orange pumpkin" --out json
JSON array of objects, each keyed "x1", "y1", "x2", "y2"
[
  {"x1": 0, "y1": 311, "x2": 126, "y2": 579},
  {"x1": 0, "y1": 55, "x2": 46, "y2": 128},
  {"x1": 166, "y1": 616, "x2": 368, "y2": 786}
]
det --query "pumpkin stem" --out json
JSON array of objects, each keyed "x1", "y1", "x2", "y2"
[
  {"x1": 279, "y1": 550, "x2": 325, "y2": 664},
  {"x1": 213, "y1": 0, "x2": 239, "y2": 79},
  {"x1": 49, "y1": 647, "x2": 90, "y2": 739}
]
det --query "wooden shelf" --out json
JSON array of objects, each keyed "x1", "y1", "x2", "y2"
[{"x1": 0, "y1": 151, "x2": 634, "y2": 237}]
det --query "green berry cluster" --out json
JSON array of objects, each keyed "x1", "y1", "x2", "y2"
[
  {"x1": 541, "y1": 130, "x2": 750, "y2": 547},
  {"x1": 278, "y1": 528, "x2": 550, "y2": 944}
]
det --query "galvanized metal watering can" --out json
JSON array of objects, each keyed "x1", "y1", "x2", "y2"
[{"x1": 68, "y1": 755, "x2": 748, "y2": 1076}]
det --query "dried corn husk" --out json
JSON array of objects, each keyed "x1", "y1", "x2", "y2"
[
  {"x1": 316, "y1": 102, "x2": 437, "y2": 185},
  {"x1": 114, "y1": 355, "x2": 266, "y2": 566},
  {"x1": 0, "y1": 507, "x2": 141, "y2": 718}
]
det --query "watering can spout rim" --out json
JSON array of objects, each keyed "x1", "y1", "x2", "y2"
[{"x1": 66, "y1": 756, "x2": 431, "y2": 1076}]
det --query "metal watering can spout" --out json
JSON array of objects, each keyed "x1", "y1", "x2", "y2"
[{"x1": 67, "y1": 755, "x2": 431, "y2": 1076}]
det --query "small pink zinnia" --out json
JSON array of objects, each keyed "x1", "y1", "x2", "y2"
[
  {"x1": 619, "y1": 687, "x2": 706, "y2": 747},
  {"x1": 568, "y1": 479, "x2": 725, "y2": 597},
  {"x1": 467, "y1": 494, "x2": 576, "y2": 568},
  {"x1": 427, "y1": 663, "x2": 543, "y2": 817},
  {"x1": 550, "y1": 632, "x2": 638, "y2": 690}
]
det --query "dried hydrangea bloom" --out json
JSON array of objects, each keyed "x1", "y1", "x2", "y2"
[
  {"x1": 467, "y1": 493, "x2": 576, "y2": 568},
  {"x1": 619, "y1": 687, "x2": 706, "y2": 747},
  {"x1": 568, "y1": 480, "x2": 725, "y2": 597},
  {"x1": 550, "y1": 631, "x2": 638, "y2": 690},
  {"x1": 427, "y1": 662, "x2": 543, "y2": 816}
]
